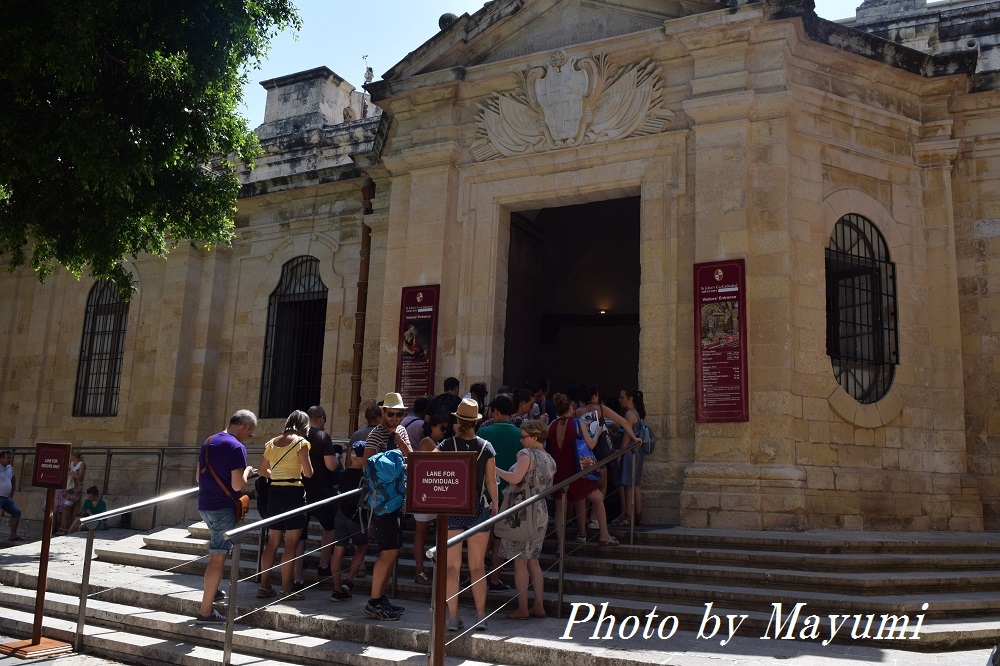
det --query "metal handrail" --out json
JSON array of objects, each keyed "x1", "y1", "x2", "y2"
[
  {"x1": 78, "y1": 487, "x2": 199, "y2": 526},
  {"x1": 426, "y1": 437, "x2": 642, "y2": 617},
  {"x1": 73, "y1": 484, "x2": 204, "y2": 652},
  {"x1": 221, "y1": 487, "x2": 361, "y2": 666}
]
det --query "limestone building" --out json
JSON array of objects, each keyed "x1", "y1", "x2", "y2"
[{"x1": 2, "y1": 0, "x2": 999, "y2": 532}]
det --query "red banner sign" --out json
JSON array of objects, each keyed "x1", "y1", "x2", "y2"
[
  {"x1": 395, "y1": 285, "x2": 440, "y2": 408},
  {"x1": 694, "y1": 259, "x2": 749, "y2": 422},
  {"x1": 32, "y1": 442, "x2": 72, "y2": 489},
  {"x1": 406, "y1": 451, "x2": 477, "y2": 516}
]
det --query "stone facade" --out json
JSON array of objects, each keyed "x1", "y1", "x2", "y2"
[{"x1": 1, "y1": 0, "x2": 999, "y2": 532}]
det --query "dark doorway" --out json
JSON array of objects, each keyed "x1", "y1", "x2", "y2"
[{"x1": 503, "y1": 197, "x2": 640, "y2": 398}]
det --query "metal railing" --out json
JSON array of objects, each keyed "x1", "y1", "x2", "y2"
[
  {"x1": 74, "y1": 486, "x2": 200, "y2": 650},
  {"x1": 220, "y1": 488, "x2": 361, "y2": 666},
  {"x1": 68, "y1": 438, "x2": 641, "y2": 664},
  {"x1": 426, "y1": 438, "x2": 641, "y2": 617}
]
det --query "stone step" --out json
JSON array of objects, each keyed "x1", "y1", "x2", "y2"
[
  {"x1": 4, "y1": 537, "x2": 999, "y2": 655},
  {"x1": 0, "y1": 530, "x2": 1000, "y2": 666},
  {"x1": 152, "y1": 524, "x2": 1000, "y2": 602},
  {"x1": 99, "y1": 528, "x2": 1000, "y2": 625},
  {"x1": 0, "y1": 587, "x2": 498, "y2": 666}
]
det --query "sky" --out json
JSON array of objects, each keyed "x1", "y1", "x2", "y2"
[{"x1": 239, "y1": 0, "x2": 865, "y2": 127}]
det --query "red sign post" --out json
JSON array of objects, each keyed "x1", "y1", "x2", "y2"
[
  {"x1": 0, "y1": 442, "x2": 74, "y2": 659},
  {"x1": 407, "y1": 450, "x2": 476, "y2": 666},
  {"x1": 694, "y1": 259, "x2": 750, "y2": 422}
]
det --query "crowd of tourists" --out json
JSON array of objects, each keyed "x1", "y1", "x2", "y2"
[{"x1": 195, "y1": 377, "x2": 652, "y2": 630}]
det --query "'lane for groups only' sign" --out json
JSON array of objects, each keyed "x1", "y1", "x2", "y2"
[{"x1": 406, "y1": 451, "x2": 477, "y2": 516}]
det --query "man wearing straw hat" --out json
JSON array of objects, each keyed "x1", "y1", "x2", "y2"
[{"x1": 362, "y1": 392, "x2": 412, "y2": 621}]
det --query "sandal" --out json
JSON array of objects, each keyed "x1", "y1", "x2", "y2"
[
  {"x1": 279, "y1": 590, "x2": 304, "y2": 601},
  {"x1": 257, "y1": 587, "x2": 277, "y2": 599},
  {"x1": 415, "y1": 572, "x2": 431, "y2": 585},
  {"x1": 506, "y1": 611, "x2": 530, "y2": 620},
  {"x1": 598, "y1": 536, "x2": 620, "y2": 547},
  {"x1": 610, "y1": 514, "x2": 632, "y2": 527}
]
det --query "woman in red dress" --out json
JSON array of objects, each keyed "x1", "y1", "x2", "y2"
[{"x1": 546, "y1": 393, "x2": 618, "y2": 546}]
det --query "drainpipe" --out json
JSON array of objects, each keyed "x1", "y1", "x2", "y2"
[{"x1": 349, "y1": 177, "x2": 376, "y2": 433}]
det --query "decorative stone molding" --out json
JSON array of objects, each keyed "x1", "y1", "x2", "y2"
[{"x1": 472, "y1": 51, "x2": 674, "y2": 161}]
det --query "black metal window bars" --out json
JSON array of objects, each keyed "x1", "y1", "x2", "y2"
[
  {"x1": 825, "y1": 213, "x2": 899, "y2": 404},
  {"x1": 259, "y1": 256, "x2": 329, "y2": 418},
  {"x1": 73, "y1": 281, "x2": 129, "y2": 417}
]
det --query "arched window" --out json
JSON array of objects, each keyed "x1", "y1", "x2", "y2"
[
  {"x1": 825, "y1": 214, "x2": 899, "y2": 404},
  {"x1": 73, "y1": 281, "x2": 129, "y2": 416},
  {"x1": 259, "y1": 256, "x2": 328, "y2": 418}
]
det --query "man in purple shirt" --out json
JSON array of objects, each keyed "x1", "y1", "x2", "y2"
[{"x1": 195, "y1": 409, "x2": 255, "y2": 624}]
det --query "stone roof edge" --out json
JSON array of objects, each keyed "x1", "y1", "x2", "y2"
[
  {"x1": 765, "y1": 0, "x2": 979, "y2": 79},
  {"x1": 239, "y1": 114, "x2": 391, "y2": 198},
  {"x1": 259, "y1": 66, "x2": 348, "y2": 90},
  {"x1": 379, "y1": 0, "x2": 525, "y2": 83}
]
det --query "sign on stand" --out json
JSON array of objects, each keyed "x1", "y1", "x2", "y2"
[
  {"x1": 407, "y1": 450, "x2": 476, "y2": 666},
  {"x1": 0, "y1": 442, "x2": 74, "y2": 659}
]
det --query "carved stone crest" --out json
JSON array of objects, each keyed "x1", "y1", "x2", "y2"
[{"x1": 472, "y1": 51, "x2": 674, "y2": 161}]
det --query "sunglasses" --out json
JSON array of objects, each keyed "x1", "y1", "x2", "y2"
[{"x1": 384, "y1": 410, "x2": 404, "y2": 418}]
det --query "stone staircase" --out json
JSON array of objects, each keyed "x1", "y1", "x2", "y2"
[{"x1": 2, "y1": 518, "x2": 1000, "y2": 665}]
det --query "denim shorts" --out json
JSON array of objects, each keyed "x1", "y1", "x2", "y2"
[
  {"x1": 199, "y1": 508, "x2": 237, "y2": 555},
  {"x1": 0, "y1": 496, "x2": 21, "y2": 519}
]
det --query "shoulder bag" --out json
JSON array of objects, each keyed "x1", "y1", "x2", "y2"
[
  {"x1": 574, "y1": 419, "x2": 601, "y2": 481},
  {"x1": 590, "y1": 409, "x2": 614, "y2": 462},
  {"x1": 255, "y1": 437, "x2": 302, "y2": 518},
  {"x1": 494, "y1": 453, "x2": 542, "y2": 542},
  {"x1": 202, "y1": 437, "x2": 250, "y2": 523}
]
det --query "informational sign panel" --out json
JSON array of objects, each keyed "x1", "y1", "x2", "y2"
[
  {"x1": 32, "y1": 442, "x2": 72, "y2": 489},
  {"x1": 406, "y1": 451, "x2": 477, "y2": 516},
  {"x1": 395, "y1": 285, "x2": 440, "y2": 408},
  {"x1": 694, "y1": 259, "x2": 749, "y2": 422}
]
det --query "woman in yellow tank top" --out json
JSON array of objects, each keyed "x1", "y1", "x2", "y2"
[{"x1": 257, "y1": 410, "x2": 314, "y2": 600}]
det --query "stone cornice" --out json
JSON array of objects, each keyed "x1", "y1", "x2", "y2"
[
  {"x1": 799, "y1": 9, "x2": 979, "y2": 78},
  {"x1": 682, "y1": 90, "x2": 756, "y2": 124},
  {"x1": 914, "y1": 138, "x2": 962, "y2": 166},
  {"x1": 239, "y1": 114, "x2": 391, "y2": 198},
  {"x1": 381, "y1": 142, "x2": 463, "y2": 175}
]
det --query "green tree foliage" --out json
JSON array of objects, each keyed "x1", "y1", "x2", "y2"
[{"x1": 0, "y1": 1, "x2": 300, "y2": 296}]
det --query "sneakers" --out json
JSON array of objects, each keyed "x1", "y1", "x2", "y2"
[
  {"x1": 330, "y1": 590, "x2": 350, "y2": 602},
  {"x1": 213, "y1": 588, "x2": 226, "y2": 602},
  {"x1": 364, "y1": 597, "x2": 401, "y2": 621},
  {"x1": 446, "y1": 615, "x2": 465, "y2": 632},
  {"x1": 474, "y1": 613, "x2": 489, "y2": 631},
  {"x1": 195, "y1": 609, "x2": 227, "y2": 624},
  {"x1": 292, "y1": 581, "x2": 305, "y2": 593},
  {"x1": 341, "y1": 579, "x2": 354, "y2": 596},
  {"x1": 317, "y1": 565, "x2": 332, "y2": 577},
  {"x1": 487, "y1": 580, "x2": 511, "y2": 592},
  {"x1": 587, "y1": 519, "x2": 599, "y2": 530},
  {"x1": 575, "y1": 533, "x2": 588, "y2": 544}
]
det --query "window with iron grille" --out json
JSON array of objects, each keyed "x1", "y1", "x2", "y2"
[
  {"x1": 260, "y1": 256, "x2": 329, "y2": 418},
  {"x1": 73, "y1": 281, "x2": 129, "y2": 416},
  {"x1": 825, "y1": 213, "x2": 899, "y2": 404}
]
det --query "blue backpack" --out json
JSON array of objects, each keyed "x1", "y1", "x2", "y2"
[
  {"x1": 362, "y1": 449, "x2": 407, "y2": 516},
  {"x1": 637, "y1": 421, "x2": 656, "y2": 456}
]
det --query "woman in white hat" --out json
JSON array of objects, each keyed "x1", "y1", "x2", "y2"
[{"x1": 436, "y1": 397, "x2": 499, "y2": 632}]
